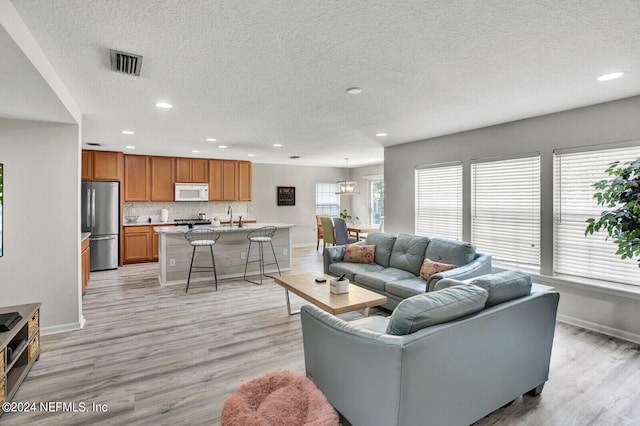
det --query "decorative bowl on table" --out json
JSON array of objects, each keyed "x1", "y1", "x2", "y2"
[{"x1": 125, "y1": 215, "x2": 139, "y2": 224}]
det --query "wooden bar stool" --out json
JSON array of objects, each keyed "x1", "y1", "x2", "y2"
[
  {"x1": 243, "y1": 226, "x2": 281, "y2": 285},
  {"x1": 184, "y1": 228, "x2": 221, "y2": 293}
]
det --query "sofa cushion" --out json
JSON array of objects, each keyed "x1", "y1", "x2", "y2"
[
  {"x1": 328, "y1": 262, "x2": 384, "y2": 281},
  {"x1": 385, "y1": 277, "x2": 427, "y2": 300},
  {"x1": 424, "y1": 238, "x2": 476, "y2": 267},
  {"x1": 356, "y1": 268, "x2": 417, "y2": 292},
  {"x1": 344, "y1": 244, "x2": 376, "y2": 264},
  {"x1": 470, "y1": 270, "x2": 532, "y2": 307},
  {"x1": 389, "y1": 234, "x2": 431, "y2": 276},
  {"x1": 420, "y1": 258, "x2": 458, "y2": 280},
  {"x1": 364, "y1": 232, "x2": 397, "y2": 268},
  {"x1": 386, "y1": 285, "x2": 489, "y2": 335}
]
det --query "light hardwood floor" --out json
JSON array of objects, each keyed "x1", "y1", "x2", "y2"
[{"x1": 3, "y1": 247, "x2": 639, "y2": 425}]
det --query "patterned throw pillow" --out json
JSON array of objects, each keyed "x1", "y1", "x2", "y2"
[
  {"x1": 420, "y1": 258, "x2": 458, "y2": 280},
  {"x1": 344, "y1": 244, "x2": 376, "y2": 264}
]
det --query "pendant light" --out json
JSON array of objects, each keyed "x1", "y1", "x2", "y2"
[{"x1": 336, "y1": 158, "x2": 360, "y2": 195}]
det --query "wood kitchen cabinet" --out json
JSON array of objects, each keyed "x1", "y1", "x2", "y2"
[
  {"x1": 176, "y1": 158, "x2": 208, "y2": 183},
  {"x1": 81, "y1": 237, "x2": 90, "y2": 295},
  {"x1": 124, "y1": 155, "x2": 151, "y2": 201},
  {"x1": 237, "y1": 160, "x2": 252, "y2": 201},
  {"x1": 150, "y1": 156, "x2": 175, "y2": 201},
  {"x1": 82, "y1": 150, "x2": 123, "y2": 181},
  {"x1": 123, "y1": 226, "x2": 152, "y2": 263}
]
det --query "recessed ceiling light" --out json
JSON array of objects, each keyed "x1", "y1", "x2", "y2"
[
  {"x1": 206, "y1": 138, "x2": 217, "y2": 142},
  {"x1": 346, "y1": 87, "x2": 363, "y2": 94},
  {"x1": 192, "y1": 150, "x2": 200, "y2": 153},
  {"x1": 121, "y1": 130, "x2": 134, "y2": 135},
  {"x1": 376, "y1": 133, "x2": 388, "y2": 137},
  {"x1": 125, "y1": 145, "x2": 135, "y2": 149},
  {"x1": 218, "y1": 145, "x2": 228, "y2": 149},
  {"x1": 597, "y1": 71, "x2": 625, "y2": 81},
  {"x1": 155, "y1": 102, "x2": 173, "y2": 108},
  {"x1": 248, "y1": 154, "x2": 255, "y2": 157},
  {"x1": 273, "y1": 144, "x2": 283, "y2": 147}
]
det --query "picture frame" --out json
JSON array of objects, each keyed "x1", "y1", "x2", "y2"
[{"x1": 277, "y1": 186, "x2": 295, "y2": 206}]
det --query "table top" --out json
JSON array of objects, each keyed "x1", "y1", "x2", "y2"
[
  {"x1": 347, "y1": 224, "x2": 380, "y2": 233},
  {"x1": 274, "y1": 272, "x2": 387, "y2": 315}
]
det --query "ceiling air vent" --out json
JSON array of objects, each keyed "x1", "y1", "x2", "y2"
[
  {"x1": 85, "y1": 142, "x2": 102, "y2": 147},
  {"x1": 110, "y1": 49, "x2": 143, "y2": 76}
]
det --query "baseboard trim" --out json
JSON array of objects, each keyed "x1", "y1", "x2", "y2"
[
  {"x1": 557, "y1": 314, "x2": 640, "y2": 345},
  {"x1": 41, "y1": 317, "x2": 84, "y2": 336}
]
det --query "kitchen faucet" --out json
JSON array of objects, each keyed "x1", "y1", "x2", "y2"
[{"x1": 227, "y1": 205, "x2": 233, "y2": 227}]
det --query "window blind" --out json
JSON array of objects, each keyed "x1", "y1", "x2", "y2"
[
  {"x1": 316, "y1": 182, "x2": 339, "y2": 216},
  {"x1": 415, "y1": 163, "x2": 462, "y2": 240},
  {"x1": 554, "y1": 146, "x2": 640, "y2": 286},
  {"x1": 471, "y1": 155, "x2": 540, "y2": 269}
]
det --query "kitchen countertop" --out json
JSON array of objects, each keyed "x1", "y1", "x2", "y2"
[
  {"x1": 154, "y1": 223, "x2": 295, "y2": 234},
  {"x1": 123, "y1": 221, "x2": 176, "y2": 227}
]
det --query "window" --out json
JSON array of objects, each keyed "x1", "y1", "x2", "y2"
[
  {"x1": 315, "y1": 182, "x2": 339, "y2": 216},
  {"x1": 471, "y1": 154, "x2": 540, "y2": 269},
  {"x1": 554, "y1": 145, "x2": 640, "y2": 286},
  {"x1": 415, "y1": 162, "x2": 462, "y2": 240},
  {"x1": 370, "y1": 179, "x2": 384, "y2": 225}
]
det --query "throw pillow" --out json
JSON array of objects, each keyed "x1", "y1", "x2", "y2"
[
  {"x1": 420, "y1": 258, "x2": 457, "y2": 280},
  {"x1": 386, "y1": 284, "x2": 489, "y2": 335},
  {"x1": 344, "y1": 244, "x2": 376, "y2": 264}
]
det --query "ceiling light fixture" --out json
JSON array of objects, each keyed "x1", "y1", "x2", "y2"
[
  {"x1": 192, "y1": 150, "x2": 200, "y2": 153},
  {"x1": 376, "y1": 133, "x2": 388, "y2": 137},
  {"x1": 125, "y1": 145, "x2": 135, "y2": 149},
  {"x1": 336, "y1": 158, "x2": 360, "y2": 195},
  {"x1": 121, "y1": 130, "x2": 134, "y2": 135},
  {"x1": 273, "y1": 143, "x2": 283, "y2": 147},
  {"x1": 155, "y1": 102, "x2": 173, "y2": 108},
  {"x1": 248, "y1": 154, "x2": 255, "y2": 157},
  {"x1": 206, "y1": 138, "x2": 217, "y2": 142},
  {"x1": 346, "y1": 87, "x2": 363, "y2": 95},
  {"x1": 218, "y1": 145, "x2": 228, "y2": 149},
  {"x1": 597, "y1": 71, "x2": 625, "y2": 81}
]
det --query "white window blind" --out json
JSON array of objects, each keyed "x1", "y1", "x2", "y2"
[
  {"x1": 554, "y1": 145, "x2": 640, "y2": 286},
  {"x1": 316, "y1": 182, "x2": 339, "y2": 216},
  {"x1": 471, "y1": 155, "x2": 540, "y2": 269},
  {"x1": 415, "y1": 163, "x2": 462, "y2": 240}
]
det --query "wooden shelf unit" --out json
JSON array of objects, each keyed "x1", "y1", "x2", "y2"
[{"x1": 0, "y1": 303, "x2": 41, "y2": 414}]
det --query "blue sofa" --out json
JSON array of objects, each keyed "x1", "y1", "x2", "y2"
[
  {"x1": 323, "y1": 232, "x2": 492, "y2": 309},
  {"x1": 301, "y1": 271, "x2": 560, "y2": 426}
]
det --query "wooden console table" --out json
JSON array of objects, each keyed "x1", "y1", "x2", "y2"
[{"x1": 0, "y1": 303, "x2": 41, "y2": 413}]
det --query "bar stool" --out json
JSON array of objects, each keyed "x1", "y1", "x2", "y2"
[
  {"x1": 244, "y1": 226, "x2": 281, "y2": 285},
  {"x1": 184, "y1": 228, "x2": 220, "y2": 293}
]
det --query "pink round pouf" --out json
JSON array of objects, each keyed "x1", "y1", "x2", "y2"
[{"x1": 222, "y1": 370, "x2": 339, "y2": 426}]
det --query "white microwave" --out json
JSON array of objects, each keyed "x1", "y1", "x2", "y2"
[{"x1": 175, "y1": 183, "x2": 209, "y2": 202}]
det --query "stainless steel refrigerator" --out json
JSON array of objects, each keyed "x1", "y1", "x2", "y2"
[{"x1": 81, "y1": 181, "x2": 119, "y2": 271}]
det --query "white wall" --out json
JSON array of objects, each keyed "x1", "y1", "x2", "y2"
[
  {"x1": 385, "y1": 95, "x2": 640, "y2": 343},
  {"x1": 250, "y1": 163, "x2": 347, "y2": 246},
  {"x1": 0, "y1": 118, "x2": 82, "y2": 333}
]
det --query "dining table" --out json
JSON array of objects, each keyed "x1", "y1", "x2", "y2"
[{"x1": 346, "y1": 224, "x2": 380, "y2": 240}]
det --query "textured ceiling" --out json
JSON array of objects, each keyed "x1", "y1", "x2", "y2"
[{"x1": 6, "y1": 0, "x2": 640, "y2": 167}]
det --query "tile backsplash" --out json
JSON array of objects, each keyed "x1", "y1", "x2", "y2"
[{"x1": 124, "y1": 201, "x2": 252, "y2": 223}]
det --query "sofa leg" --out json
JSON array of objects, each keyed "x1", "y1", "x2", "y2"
[{"x1": 526, "y1": 383, "x2": 545, "y2": 396}]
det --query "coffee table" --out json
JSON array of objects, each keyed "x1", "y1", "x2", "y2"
[{"x1": 274, "y1": 272, "x2": 387, "y2": 315}]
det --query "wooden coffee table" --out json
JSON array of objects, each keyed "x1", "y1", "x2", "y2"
[{"x1": 274, "y1": 272, "x2": 387, "y2": 315}]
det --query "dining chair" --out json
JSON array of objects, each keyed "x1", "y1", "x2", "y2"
[
  {"x1": 316, "y1": 214, "x2": 328, "y2": 250},
  {"x1": 320, "y1": 217, "x2": 336, "y2": 248},
  {"x1": 333, "y1": 217, "x2": 357, "y2": 246}
]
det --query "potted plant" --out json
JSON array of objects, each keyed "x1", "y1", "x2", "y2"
[
  {"x1": 585, "y1": 158, "x2": 640, "y2": 265},
  {"x1": 340, "y1": 209, "x2": 352, "y2": 223}
]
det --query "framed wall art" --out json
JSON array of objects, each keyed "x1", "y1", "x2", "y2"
[{"x1": 277, "y1": 186, "x2": 295, "y2": 206}]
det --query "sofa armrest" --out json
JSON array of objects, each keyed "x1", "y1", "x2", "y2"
[
  {"x1": 322, "y1": 246, "x2": 347, "y2": 274},
  {"x1": 301, "y1": 305, "x2": 407, "y2": 426},
  {"x1": 426, "y1": 253, "x2": 492, "y2": 291}
]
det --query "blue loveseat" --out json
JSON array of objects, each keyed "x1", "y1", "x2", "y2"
[{"x1": 323, "y1": 232, "x2": 492, "y2": 309}]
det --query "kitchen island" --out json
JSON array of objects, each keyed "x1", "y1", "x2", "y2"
[{"x1": 155, "y1": 223, "x2": 294, "y2": 286}]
